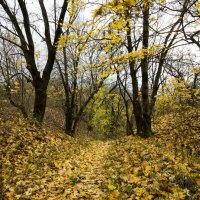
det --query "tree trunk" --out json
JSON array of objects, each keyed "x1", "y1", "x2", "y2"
[
  {"x1": 126, "y1": 17, "x2": 145, "y2": 137},
  {"x1": 65, "y1": 105, "x2": 75, "y2": 136},
  {"x1": 140, "y1": 2, "x2": 153, "y2": 138},
  {"x1": 32, "y1": 79, "x2": 48, "y2": 123},
  {"x1": 130, "y1": 63, "x2": 144, "y2": 136},
  {"x1": 124, "y1": 100, "x2": 134, "y2": 135},
  {"x1": 126, "y1": 117, "x2": 134, "y2": 136}
]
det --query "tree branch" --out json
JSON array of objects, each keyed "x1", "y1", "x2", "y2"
[
  {"x1": 0, "y1": 0, "x2": 28, "y2": 51},
  {"x1": 17, "y1": 0, "x2": 35, "y2": 52},
  {"x1": 38, "y1": 0, "x2": 52, "y2": 51}
]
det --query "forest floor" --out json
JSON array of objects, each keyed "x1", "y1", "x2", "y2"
[
  {"x1": 57, "y1": 140, "x2": 112, "y2": 199},
  {"x1": 0, "y1": 108, "x2": 200, "y2": 199}
]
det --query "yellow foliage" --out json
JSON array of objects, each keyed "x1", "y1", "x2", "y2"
[
  {"x1": 111, "y1": 18, "x2": 124, "y2": 30},
  {"x1": 196, "y1": 3, "x2": 200, "y2": 11},
  {"x1": 104, "y1": 43, "x2": 113, "y2": 52}
]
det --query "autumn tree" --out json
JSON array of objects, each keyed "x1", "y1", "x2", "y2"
[
  {"x1": 0, "y1": 0, "x2": 69, "y2": 123},
  {"x1": 88, "y1": 85, "x2": 126, "y2": 138},
  {"x1": 56, "y1": 13, "x2": 118, "y2": 135},
  {"x1": 93, "y1": 0, "x2": 196, "y2": 137}
]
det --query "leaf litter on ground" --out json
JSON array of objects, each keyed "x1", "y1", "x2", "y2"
[{"x1": 0, "y1": 113, "x2": 200, "y2": 199}]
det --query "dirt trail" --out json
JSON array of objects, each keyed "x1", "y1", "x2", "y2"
[{"x1": 59, "y1": 140, "x2": 112, "y2": 199}]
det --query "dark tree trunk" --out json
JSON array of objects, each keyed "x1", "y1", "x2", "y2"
[
  {"x1": 140, "y1": 2, "x2": 153, "y2": 138},
  {"x1": 133, "y1": 102, "x2": 143, "y2": 135},
  {"x1": 126, "y1": 16, "x2": 145, "y2": 137},
  {"x1": 65, "y1": 103, "x2": 75, "y2": 136},
  {"x1": 124, "y1": 100, "x2": 134, "y2": 136},
  {"x1": 126, "y1": 111, "x2": 133, "y2": 135},
  {"x1": 130, "y1": 60, "x2": 144, "y2": 136},
  {"x1": 116, "y1": 70, "x2": 133, "y2": 136},
  {"x1": 66, "y1": 78, "x2": 106, "y2": 136},
  {"x1": 33, "y1": 84, "x2": 47, "y2": 123},
  {"x1": 125, "y1": 0, "x2": 190, "y2": 137}
]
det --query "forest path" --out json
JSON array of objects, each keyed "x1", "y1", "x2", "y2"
[{"x1": 58, "y1": 140, "x2": 113, "y2": 199}]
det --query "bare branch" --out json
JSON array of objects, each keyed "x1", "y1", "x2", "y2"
[{"x1": 38, "y1": 0, "x2": 52, "y2": 51}]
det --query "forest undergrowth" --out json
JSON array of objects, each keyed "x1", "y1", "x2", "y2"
[{"x1": 0, "y1": 109, "x2": 200, "y2": 200}]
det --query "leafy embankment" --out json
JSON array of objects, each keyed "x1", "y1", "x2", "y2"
[
  {"x1": 0, "y1": 110, "x2": 200, "y2": 199},
  {"x1": 153, "y1": 110, "x2": 200, "y2": 162},
  {"x1": 0, "y1": 118, "x2": 82, "y2": 199},
  {"x1": 104, "y1": 136, "x2": 200, "y2": 199},
  {"x1": 103, "y1": 110, "x2": 200, "y2": 199},
  {"x1": 0, "y1": 118, "x2": 112, "y2": 199}
]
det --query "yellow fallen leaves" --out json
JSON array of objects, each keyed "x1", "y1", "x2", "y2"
[
  {"x1": 133, "y1": 187, "x2": 146, "y2": 197},
  {"x1": 193, "y1": 163, "x2": 200, "y2": 170},
  {"x1": 103, "y1": 135, "x2": 200, "y2": 199},
  {"x1": 107, "y1": 184, "x2": 116, "y2": 190},
  {"x1": 127, "y1": 174, "x2": 141, "y2": 184},
  {"x1": 57, "y1": 141, "x2": 112, "y2": 199},
  {"x1": 1, "y1": 119, "x2": 82, "y2": 199},
  {"x1": 1, "y1": 115, "x2": 200, "y2": 199},
  {"x1": 108, "y1": 189, "x2": 120, "y2": 199}
]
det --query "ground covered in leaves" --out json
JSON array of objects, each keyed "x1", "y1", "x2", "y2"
[{"x1": 0, "y1": 112, "x2": 200, "y2": 199}]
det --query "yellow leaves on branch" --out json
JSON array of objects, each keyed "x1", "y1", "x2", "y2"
[
  {"x1": 57, "y1": 31, "x2": 85, "y2": 50},
  {"x1": 124, "y1": 0, "x2": 139, "y2": 7},
  {"x1": 16, "y1": 59, "x2": 26, "y2": 69},
  {"x1": 196, "y1": 3, "x2": 200, "y2": 11},
  {"x1": 93, "y1": 0, "x2": 139, "y2": 17},
  {"x1": 68, "y1": 0, "x2": 84, "y2": 17},
  {"x1": 103, "y1": 31, "x2": 123, "y2": 48},
  {"x1": 111, "y1": 18, "x2": 124, "y2": 30},
  {"x1": 57, "y1": 21, "x2": 97, "y2": 51},
  {"x1": 66, "y1": 45, "x2": 160, "y2": 73},
  {"x1": 100, "y1": 71, "x2": 109, "y2": 79},
  {"x1": 191, "y1": 66, "x2": 200, "y2": 74},
  {"x1": 103, "y1": 44, "x2": 160, "y2": 66},
  {"x1": 155, "y1": 76, "x2": 200, "y2": 114},
  {"x1": 104, "y1": 43, "x2": 113, "y2": 52},
  {"x1": 171, "y1": 79, "x2": 192, "y2": 99},
  {"x1": 93, "y1": 0, "x2": 139, "y2": 18},
  {"x1": 58, "y1": 34, "x2": 67, "y2": 48},
  {"x1": 113, "y1": 45, "x2": 160, "y2": 63},
  {"x1": 112, "y1": 36, "x2": 122, "y2": 43}
]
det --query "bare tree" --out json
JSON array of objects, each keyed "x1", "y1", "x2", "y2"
[
  {"x1": 0, "y1": 0, "x2": 69, "y2": 123},
  {"x1": 0, "y1": 38, "x2": 32, "y2": 117}
]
